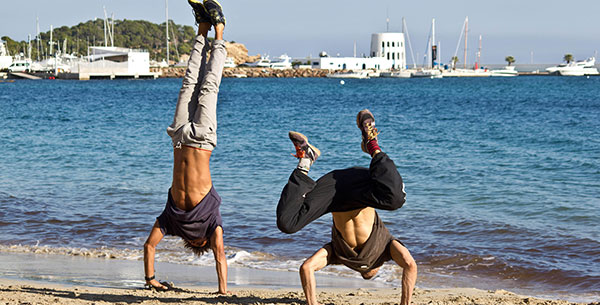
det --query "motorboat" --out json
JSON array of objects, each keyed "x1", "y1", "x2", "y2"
[
  {"x1": 224, "y1": 57, "x2": 237, "y2": 68},
  {"x1": 411, "y1": 69, "x2": 443, "y2": 78},
  {"x1": 546, "y1": 57, "x2": 599, "y2": 76},
  {"x1": 490, "y1": 66, "x2": 518, "y2": 77},
  {"x1": 326, "y1": 71, "x2": 370, "y2": 79},
  {"x1": 380, "y1": 70, "x2": 413, "y2": 78},
  {"x1": 270, "y1": 54, "x2": 292, "y2": 69}
]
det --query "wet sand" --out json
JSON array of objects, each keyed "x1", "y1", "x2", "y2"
[{"x1": 0, "y1": 279, "x2": 595, "y2": 305}]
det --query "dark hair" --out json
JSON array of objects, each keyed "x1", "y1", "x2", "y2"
[{"x1": 183, "y1": 239, "x2": 211, "y2": 256}]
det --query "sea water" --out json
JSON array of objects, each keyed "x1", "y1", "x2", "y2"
[{"x1": 0, "y1": 77, "x2": 598, "y2": 301}]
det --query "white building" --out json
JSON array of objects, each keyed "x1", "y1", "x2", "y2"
[
  {"x1": 77, "y1": 46, "x2": 158, "y2": 80},
  {"x1": 310, "y1": 32, "x2": 406, "y2": 71}
]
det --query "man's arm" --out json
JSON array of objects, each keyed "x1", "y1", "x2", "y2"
[
  {"x1": 299, "y1": 246, "x2": 332, "y2": 305},
  {"x1": 144, "y1": 220, "x2": 168, "y2": 289},
  {"x1": 210, "y1": 226, "x2": 228, "y2": 294}
]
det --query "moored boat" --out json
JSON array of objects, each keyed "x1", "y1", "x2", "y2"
[
  {"x1": 546, "y1": 57, "x2": 599, "y2": 76},
  {"x1": 326, "y1": 71, "x2": 370, "y2": 79},
  {"x1": 490, "y1": 65, "x2": 518, "y2": 77}
]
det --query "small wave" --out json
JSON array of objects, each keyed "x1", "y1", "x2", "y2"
[{"x1": 0, "y1": 241, "x2": 398, "y2": 284}]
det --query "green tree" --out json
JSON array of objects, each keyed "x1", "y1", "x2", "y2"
[
  {"x1": 563, "y1": 54, "x2": 574, "y2": 63},
  {"x1": 451, "y1": 56, "x2": 459, "y2": 69},
  {"x1": 505, "y1": 56, "x2": 515, "y2": 66},
  {"x1": 2, "y1": 19, "x2": 199, "y2": 61}
]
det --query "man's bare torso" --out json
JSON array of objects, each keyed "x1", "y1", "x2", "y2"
[
  {"x1": 171, "y1": 146, "x2": 213, "y2": 211},
  {"x1": 332, "y1": 207, "x2": 375, "y2": 251}
]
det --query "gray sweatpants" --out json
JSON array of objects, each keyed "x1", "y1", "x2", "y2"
[{"x1": 166, "y1": 35, "x2": 227, "y2": 151}]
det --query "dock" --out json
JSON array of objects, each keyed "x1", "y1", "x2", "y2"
[{"x1": 8, "y1": 72, "x2": 42, "y2": 80}]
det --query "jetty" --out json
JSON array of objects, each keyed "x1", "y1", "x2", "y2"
[{"x1": 8, "y1": 72, "x2": 42, "y2": 80}]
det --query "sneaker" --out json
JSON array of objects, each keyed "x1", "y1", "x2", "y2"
[
  {"x1": 188, "y1": 0, "x2": 211, "y2": 24},
  {"x1": 289, "y1": 131, "x2": 320, "y2": 162},
  {"x1": 203, "y1": 0, "x2": 226, "y2": 26},
  {"x1": 356, "y1": 109, "x2": 379, "y2": 154}
]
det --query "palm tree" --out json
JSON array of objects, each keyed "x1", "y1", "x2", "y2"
[
  {"x1": 505, "y1": 56, "x2": 515, "y2": 66},
  {"x1": 563, "y1": 54, "x2": 574, "y2": 63},
  {"x1": 451, "y1": 56, "x2": 459, "y2": 69}
]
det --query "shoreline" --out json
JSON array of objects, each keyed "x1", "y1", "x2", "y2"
[
  {"x1": 0, "y1": 279, "x2": 594, "y2": 305},
  {"x1": 0, "y1": 251, "x2": 597, "y2": 304}
]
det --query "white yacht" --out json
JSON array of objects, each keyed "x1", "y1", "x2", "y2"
[
  {"x1": 546, "y1": 57, "x2": 599, "y2": 76},
  {"x1": 224, "y1": 57, "x2": 237, "y2": 68},
  {"x1": 0, "y1": 41, "x2": 12, "y2": 70},
  {"x1": 270, "y1": 54, "x2": 292, "y2": 69},
  {"x1": 490, "y1": 66, "x2": 518, "y2": 77},
  {"x1": 246, "y1": 55, "x2": 271, "y2": 68}
]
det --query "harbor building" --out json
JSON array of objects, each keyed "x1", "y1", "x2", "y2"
[
  {"x1": 310, "y1": 32, "x2": 406, "y2": 71},
  {"x1": 76, "y1": 46, "x2": 159, "y2": 80}
]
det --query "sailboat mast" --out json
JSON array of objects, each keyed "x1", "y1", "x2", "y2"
[
  {"x1": 36, "y1": 17, "x2": 41, "y2": 61},
  {"x1": 464, "y1": 16, "x2": 468, "y2": 69},
  {"x1": 111, "y1": 13, "x2": 115, "y2": 47},
  {"x1": 402, "y1": 17, "x2": 417, "y2": 69},
  {"x1": 103, "y1": 6, "x2": 108, "y2": 47},
  {"x1": 166, "y1": 0, "x2": 170, "y2": 66},
  {"x1": 49, "y1": 25, "x2": 54, "y2": 54}
]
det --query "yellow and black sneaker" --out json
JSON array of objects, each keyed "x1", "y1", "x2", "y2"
[
  {"x1": 203, "y1": 0, "x2": 226, "y2": 26},
  {"x1": 188, "y1": 0, "x2": 210, "y2": 25}
]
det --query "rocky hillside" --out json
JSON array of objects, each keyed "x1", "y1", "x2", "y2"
[{"x1": 225, "y1": 42, "x2": 260, "y2": 65}]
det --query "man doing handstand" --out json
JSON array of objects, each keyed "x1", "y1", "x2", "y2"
[
  {"x1": 143, "y1": 0, "x2": 228, "y2": 293},
  {"x1": 277, "y1": 110, "x2": 417, "y2": 305}
]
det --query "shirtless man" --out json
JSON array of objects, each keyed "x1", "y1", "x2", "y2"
[
  {"x1": 143, "y1": 0, "x2": 228, "y2": 293},
  {"x1": 277, "y1": 110, "x2": 417, "y2": 305}
]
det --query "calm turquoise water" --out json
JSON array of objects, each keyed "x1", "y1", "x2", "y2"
[{"x1": 0, "y1": 77, "x2": 598, "y2": 300}]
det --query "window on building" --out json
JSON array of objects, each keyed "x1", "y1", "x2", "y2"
[
  {"x1": 362, "y1": 64, "x2": 366, "y2": 69},
  {"x1": 387, "y1": 53, "x2": 390, "y2": 60},
  {"x1": 392, "y1": 53, "x2": 395, "y2": 60},
  {"x1": 382, "y1": 42, "x2": 384, "y2": 48},
  {"x1": 372, "y1": 52, "x2": 375, "y2": 57},
  {"x1": 392, "y1": 42, "x2": 395, "y2": 47},
  {"x1": 387, "y1": 42, "x2": 390, "y2": 47}
]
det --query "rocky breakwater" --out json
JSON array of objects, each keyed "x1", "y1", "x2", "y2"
[
  {"x1": 153, "y1": 66, "x2": 330, "y2": 78},
  {"x1": 223, "y1": 67, "x2": 329, "y2": 78},
  {"x1": 152, "y1": 41, "x2": 330, "y2": 78}
]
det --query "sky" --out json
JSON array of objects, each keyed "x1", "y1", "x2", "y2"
[{"x1": 2, "y1": 0, "x2": 600, "y2": 64}]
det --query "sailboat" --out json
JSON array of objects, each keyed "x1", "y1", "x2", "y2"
[
  {"x1": 412, "y1": 18, "x2": 442, "y2": 78},
  {"x1": 0, "y1": 40, "x2": 12, "y2": 70},
  {"x1": 443, "y1": 17, "x2": 490, "y2": 77}
]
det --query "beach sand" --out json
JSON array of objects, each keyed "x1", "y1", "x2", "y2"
[
  {"x1": 1, "y1": 252, "x2": 597, "y2": 304},
  {"x1": 0, "y1": 279, "x2": 595, "y2": 305}
]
